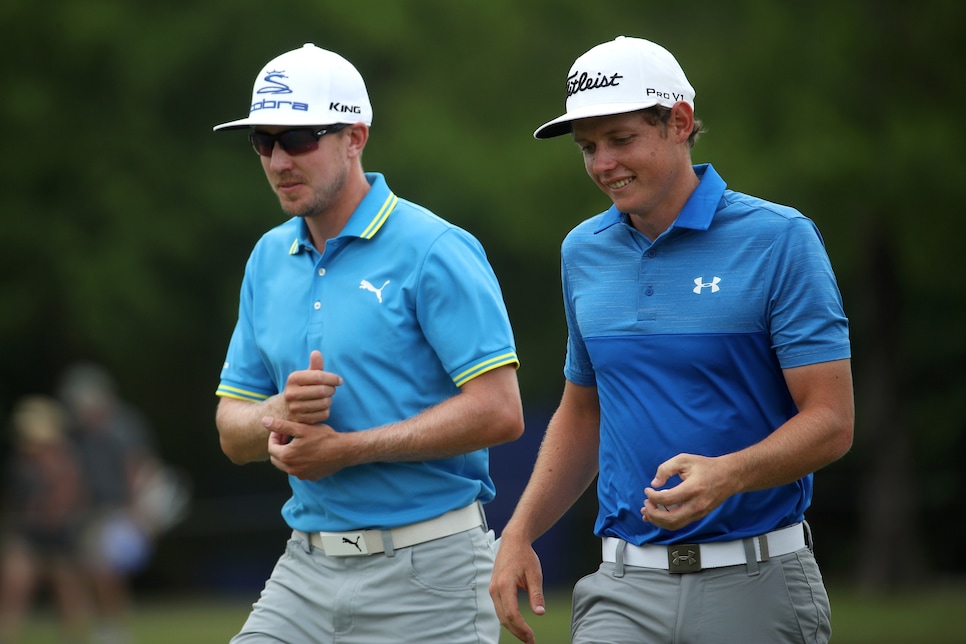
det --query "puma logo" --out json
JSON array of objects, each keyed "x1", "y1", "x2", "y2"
[
  {"x1": 342, "y1": 536, "x2": 363, "y2": 552},
  {"x1": 360, "y1": 279, "x2": 390, "y2": 303}
]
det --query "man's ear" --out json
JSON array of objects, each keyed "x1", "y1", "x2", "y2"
[
  {"x1": 669, "y1": 101, "x2": 695, "y2": 143},
  {"x1": 346, "y1": 123, "x2": 369, "y2": 158}
]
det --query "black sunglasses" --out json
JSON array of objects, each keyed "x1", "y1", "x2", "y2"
[{"x1": 248, "y1": 124, "x2": 349, "y2": 156}]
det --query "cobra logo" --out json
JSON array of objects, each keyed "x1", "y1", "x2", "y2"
[{"x1": 257, "y1": 70, "x2": 292, "y2": 95}]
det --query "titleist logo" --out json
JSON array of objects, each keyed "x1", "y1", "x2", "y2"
[{"x1": 567, "y1": 70, "x2": 624, "y2": 97}]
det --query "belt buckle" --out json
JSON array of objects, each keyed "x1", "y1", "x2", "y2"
[
  {"x1": 667, "y1": 543, "x2": 701, "y2": 573},
  {"x1": 320, "y1": 532, "x2": 370, "y2": 556}
]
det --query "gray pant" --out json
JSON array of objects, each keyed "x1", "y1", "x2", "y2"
[
  {"x1": 572, "y1": 548, "x2": 831, "y2": 643},
  {"x1": 232, "y1": 526, "x2": 499, "y2": 643}
]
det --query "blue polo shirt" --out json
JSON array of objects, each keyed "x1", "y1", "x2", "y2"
[
  {"x1": 562, "y1": 164, "x2": 850, "y2": 545},
  {"x1": 217, "y1": 173, "x2": 519, "y2": 532}
]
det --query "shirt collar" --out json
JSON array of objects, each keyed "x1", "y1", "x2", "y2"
[
  {"x1": 290, "y1": 172, "x2": 399, "y2": 255},
  {"x1": 594, "y1": 163, "x2": 726, "y2": 234}
]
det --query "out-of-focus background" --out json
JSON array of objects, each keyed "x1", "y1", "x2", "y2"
[{"x1": 1, "y1": 0, "x2": 964, "y2": 641}]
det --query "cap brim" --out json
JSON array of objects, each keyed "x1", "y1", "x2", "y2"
[
  {"x1": 212, "y1": 114, "x2": 367, "y2": 132},
  {"x1": 533, "y1": 100, "x2": 661, "y2": 139},
  {"x1": 212, "y1": 113, "x2": 319, "y2": 132},
  {"x1": 212, "y1": 117, "x2": 253, "y2": 132}
]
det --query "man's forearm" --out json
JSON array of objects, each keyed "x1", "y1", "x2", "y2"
[
  {"x1": 216, "y1": 396, "x2": 282, "y2": 464},
  {"x1": 348, "y1": 365, "x2": 524, "y2": 465},
  {"x1": 502, "y1": 384, "x2": 600, "y2": 545}
]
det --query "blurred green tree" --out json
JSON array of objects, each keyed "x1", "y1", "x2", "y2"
[{"x1": 0, "y1": 0, "x2": 963, "y2": 590}]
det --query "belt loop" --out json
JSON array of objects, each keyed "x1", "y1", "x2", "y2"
[
  {"x1": 759, "y1": 533, "x2": 771, "y2": 561},
  {"x1": 613, "y1": 540, "x2": 626, "y2": 578},
  {"x1": 743, "y1": 538, "x2": 760, "y2": 577},
  {"x1": 297, "y1": 530, "x2": 313, "y2": 554},
  {"x1": 803, "y1": 520, "x2": 814, "y2": 553},
  {"x1": 478, "y1": 501, "x2": 488, "y2": 533},
  {"x1": 381, "y1": 530, "x2": 395, "y2": 558}
]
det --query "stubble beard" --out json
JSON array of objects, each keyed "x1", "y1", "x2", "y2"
[{"x1": 278, "y1": 161, "x2": 349, "y2": 220}]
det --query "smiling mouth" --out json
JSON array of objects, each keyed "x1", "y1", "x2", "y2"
[{"x1": 606, "y1": 177, "x2": 633, "y2": 190}]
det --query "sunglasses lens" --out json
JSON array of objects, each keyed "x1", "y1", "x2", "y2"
[
  {"x1": 248, "y1": 127, "x2": 347, "y2": 156},
  {"x1": 277, "y1": 130, "x2": 320, "y2": 155},
  {"x1": 249, "y1": 132, "x2": 275, "y2": 156}
]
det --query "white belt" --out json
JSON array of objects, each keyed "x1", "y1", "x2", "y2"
[
  {"x1": 297, "y1": 503, "x2": 484, "y2": 557},
  {"x1": 602, "y1": 523, "x2": 806, "y2": 573}
]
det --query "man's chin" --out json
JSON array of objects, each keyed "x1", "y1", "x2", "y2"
[{"x1": 278, "y1": 200, "x2": 311, "y2": 219}]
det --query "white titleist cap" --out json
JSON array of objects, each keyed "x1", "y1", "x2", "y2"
[
  {"x1": 213, "y1": 43, "x2": 372, "y2": 131},
  {"x1": 534, "y1": 36, "x2": 694, "y2": 139}
]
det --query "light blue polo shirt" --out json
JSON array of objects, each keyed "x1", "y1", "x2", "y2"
[
  {"x1": 217, "y1": 173, "x2": 519, "y2": 532},
  {"x1": 561, "y1": 164, "x2": 850, "y2": 545}
]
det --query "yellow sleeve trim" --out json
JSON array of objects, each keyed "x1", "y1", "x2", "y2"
[
  {"x1": 453, "y1": 353, "x2": 520, "y2": 387},
  {"x1": 215, "y1": 385, "x2": 271, "y2": 402}
]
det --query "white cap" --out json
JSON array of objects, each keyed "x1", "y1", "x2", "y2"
[
  {"x1": 534, "y1": 36, "x2": 694, "y2": 139},
  {"x1": 213, "y1": 43, "x2": 372, "y2": 131}
]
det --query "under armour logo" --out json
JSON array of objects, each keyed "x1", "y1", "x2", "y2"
[
  {"x1": 671, "y1": 548, "x2": 697, "y2": 567},
  {"x1": 360, "y1": 279, "x2": 390, "y2": 303},
  {"x1": 342, "y1": 536, "x2": 363, "y2": 552},
  {"x1": 692, "y1": 276, "x2": 721, "y2": 294}
]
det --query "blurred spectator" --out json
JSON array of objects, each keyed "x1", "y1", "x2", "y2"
[
  {"x1": 58, "y1": 363, "x2": 189, "y2": 644},
  {"x1": 0, "y1": 395, "x2": 91, "y2": 643}
]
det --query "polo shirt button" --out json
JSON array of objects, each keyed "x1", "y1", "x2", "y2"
[
  {"x1": 647, "y1": 250, "x2": 657, "y2": 258},
  {"x1": 645, "y1": 287, "x2": 654, "y2": 296},
  {"x1": 318, "y1": 268, "x2": 326, "y2": 276},
  {"x1": 313, "y1": 301, "x2": 321, "y2": 310}
]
